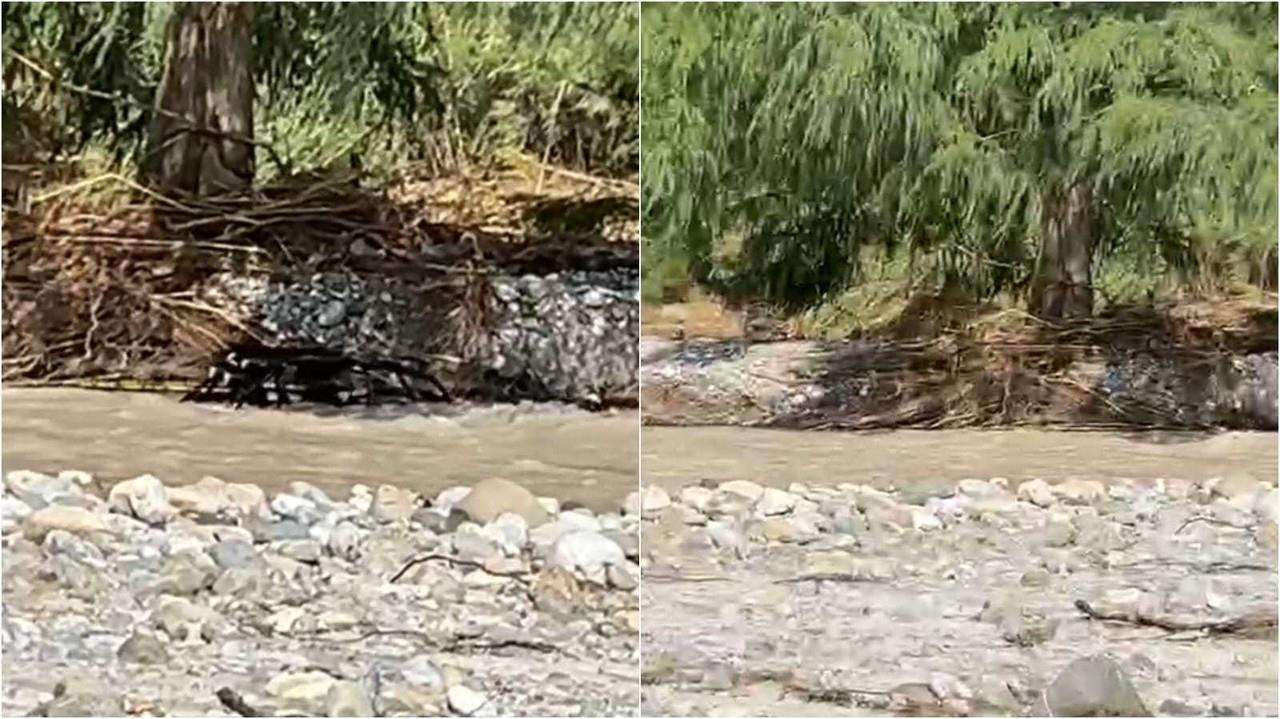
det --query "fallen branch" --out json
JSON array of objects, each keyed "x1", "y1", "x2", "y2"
[
  {"x1": 1073, "y1": 598, "x2": 1277, "y2": 636},
  {"x1": 387, "y1": 552, "x2": 528, "y2": 585}
]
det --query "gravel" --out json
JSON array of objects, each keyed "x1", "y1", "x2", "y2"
[
  {"x1": 1, "y1": 469, "x2": 639, "y2": 717},
  {"x1": 639, "y1": 476, "x2": 1278, "y2": 717}
]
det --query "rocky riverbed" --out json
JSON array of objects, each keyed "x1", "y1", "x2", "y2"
[
  {"x1": 639, "y1": 475, "x2": 1278, "y2": 717},
  {"x1": 1, "y1": 470, "x2": 641, "y2": 717}
]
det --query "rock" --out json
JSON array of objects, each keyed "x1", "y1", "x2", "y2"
[
  {"x1": 549, "y1": 530, "x2": 624, "y2": 572},
  {"x1": 107, "y1": 474, "x2": 175, "y2": 524},
  {"x1": 956, "y1": 479, "x2": 1007, "y2": 499},
  {"x1": 455, "y1": 478, "x2": 550, "y2": 526},
  {"x1": 326, "y1": 680, "x2": 374, "y2": 717},
  {"x1": 639, "y1": 485, "x2": 672, "y2": 518},
  {"x1": 447, "y1": 685, "x2": 488, "y2": 716},
  {"x1": 210, "y1": 539, "x2": 258, "y2": 570},
  {"x1": 531, "y1": 566, "x2": 587, "y2": 615},
  {"x1": 328, "y1": 521, "x2": 361, "y2": 560},
  {"x1": 1159, "y1": 698, "x2": 1208, "y2": 717},
  {"x1": 1054, "y1": 479, "x2": 1106, "y2": 505},
  {"x1": 224, "y1": 481, "x2": 270, "y2": 519},
  {"x1": 6, "y1": 470, "x2": 81, "y2": 509},
  {"x1": 1252, "y1": 488, "x2": 1278, "y2": 524},
  {"x1": 910, "y1": 507, "x2": 942, "y2": 531},
  {"x1": 453, "y1": 525, "x2": 503, "y2": 562},
  {"x1": 400, "y1": 655, "x2": 446, "y2": 691},
  {"x1": 1017, "y1": 479, "x2": 1055, "y2": 507},
  {"x1": 485, "y1": 513, "x2": 529, "y2": 555},
  {"x1": 274, "y1": 539, "x2": 323, "y2": 563},
  {"x1": 435, "y1": 486, "x2": 474, "y2": 511},
  {"x1": 606, "y1": 562, "x2": 639, "y2": 590},
  {"x1": 718, "y1": 480, "x2": 765, "y2": 502},
  {"x1": 117, "y1": 629, "x2": 169, "y2": 664},
  {"x1": 622, "y1": 490, "x2": 642, "y2": 516},
  {"x1": 43, "y1": 676, "x2": 122, "y2": 717},
  {"x1": 267, "y1": 670, "x2": 338, "y2": 715},
  {"x1": 23, "y1": 505, "x2": 112, "y2": 543},
  {"x1": 381, "y1": 685, "x2": 445, "y2": 717},
  {"x1": 371, "y1": 485, "x2": 417, "y2": 523},
  {"x1": 43, "y1": 529, "x2": 106, "y2": 566},
  {"x1": 756, "y1": 488, "x2": 797, "y2": 517},
  {"x1": 414, "y1": 507, "x2": 468, "y2": 534},
  {"x1": 1, "y1": 496, "x2": 32, "y2": 534},
  {"x1": 678, "y1": 485, "x2": 715, "y2": 512},
  {"x1": 167, "y1": 476, "x2": 235, "y2": 517},
  {"x1": 270, "y1": 493, "x2": 322, "y2": 524},
  {"x1": 151, "y1": 595, "x2": 225, "y2": 643},
  {"x1": 1043, "y1": 655, "x2": 1151, "y2": 717},
  {"x1": 557, "y1": 510, "x2": 602, "y2": 533}
]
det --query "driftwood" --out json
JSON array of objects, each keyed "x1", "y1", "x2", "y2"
[{"x1": 1073, "y1": 598, "x2": 1278, "y2": 637}]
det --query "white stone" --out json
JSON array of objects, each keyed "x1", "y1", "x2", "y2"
[
  {"x1": 548, "y1": 530, "x2": 625, "y2": 572},
  {"x1": 678, "y1": 486, "x2": 714, "y2": 512},
  {"x1": 910, "y1": 507, "x2": 943, "y2": 531},
  {"x1": 435, "y1": 486, "x2": 473, "y2": 511},
  {"x1": 756, "y1": 488, "x2": 798, "y2": 517},
  {"x1": 1, "y1": 496, "x2": 32, "y2": 534},
  {"x1": 557, "y1": 510, "x2": 602, "y2": 533},
  {"x1": 718, "y1": 480, "x2": 765, "y2": 502},
  {"x1": 1017, "y1": 479, "x2": 1055, "y2": 508},
  {"x1": 484, "y1": 513, "x2": 529, "y2": 555},
  {"x1": 447, "y1": 685, "x2": 488, "y2": 716},
  {"x1": 639, "y1": 485, "x2": 671, "y2": 518}
]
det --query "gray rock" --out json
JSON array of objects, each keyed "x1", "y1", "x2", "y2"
[
  {"x1": 6, "y1": 470, "x2": 82, "y2": 510},
  {"x1": 151, "y1": 595, "x2": 225, "y2": 642},
  {"x1": 399, "y1": 655, "x2": 446, "y2": 691},
  {"x1": 413, "y1": 507, "x2": 467, "y2": 534},
  {"x1": 1043, "y1": 655, "x2": 1151, "y2": 717},
  {"x1": 453, "y1": 525, "x2": 503, "y2": 562},
  {"x1": 2, "y1": 495, "x2": 33, "y2": 534},
  {"x1": 43, "y1": 676, "x2": 122, "y2": 717},
  {"x1": 210, "y1": 539, "x2": 258, "y2": 570},
  {"x1": 117, "y1": 629, "x2": 169, "y2": 664},
  {"x1": 274, "y1": 539, "x2": 323, "y2": 563}
]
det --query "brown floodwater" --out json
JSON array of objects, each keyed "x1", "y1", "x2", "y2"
[
  {"x1": 1, "y1": 388, "x2": 639, "y2": 511},
  {"x1": 643, "y1": 426, "x2": 1277, "y2": 491}
]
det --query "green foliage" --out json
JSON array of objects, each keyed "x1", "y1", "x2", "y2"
[
  {"x1": 642, "y1": 3, "x2": 1278, "y2": 311},
  {"x1": 2, "y1": 2, "x2": 637, "y2": 179}
]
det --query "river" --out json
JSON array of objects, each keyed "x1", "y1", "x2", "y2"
[
  {"x1": 643, "y1": 426, "x2": 1277, "y2": 491},
  {"x1": 1, "y1": 388, "x2": 639, "y2": 511}
]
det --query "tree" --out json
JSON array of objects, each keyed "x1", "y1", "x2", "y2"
[
  {"x1": 642, "y1": 3, "x2": 1278, "y2": 318},
  {"x1": 149, "y1": 3, "x2": 255, "y2": 195}
]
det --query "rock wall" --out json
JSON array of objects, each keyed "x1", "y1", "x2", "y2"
[{"x1": 201, "y1": 266, "x2": 638, "y2": 404}]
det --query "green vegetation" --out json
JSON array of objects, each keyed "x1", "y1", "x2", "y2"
[
  {"x1": 2, "y1": 2, "x2": 638, "y2": 183},
  {"x1": 642, "y1": 3, "x2": 1277, "y2": 323}
]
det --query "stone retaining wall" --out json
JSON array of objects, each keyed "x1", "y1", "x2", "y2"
[{"x1": 201, "y1": 264, "x2": 638, "y2": 404}]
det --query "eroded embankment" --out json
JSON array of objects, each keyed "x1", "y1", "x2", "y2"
[
  {"x1": 642, "y1": 330, "x2": 1277, "y2": 431},
  {"x1": 3, "y1": 171, "x2": 638, "y2": 406}
]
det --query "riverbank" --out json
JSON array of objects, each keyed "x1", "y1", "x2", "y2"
[
  {"x1": 638, "y1": 474, "x2": 1277, "y2": 717},
  {"x1": 1, "y1": 469, "x2": 642, "y2": 717}
]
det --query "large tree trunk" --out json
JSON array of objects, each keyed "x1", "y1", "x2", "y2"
[
  {"x1": 1029, "y1": 183, "x2": 1094, "y2": 320},
  {"x1": 148, "y1": 3, "x2": 254, "y2": 196}
]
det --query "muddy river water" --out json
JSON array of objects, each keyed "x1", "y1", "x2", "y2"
[
  {"x1": 1, "y1": 388, "x2": 638, "y2": 511},
  {"x1": 644, "y1": 426, "x2": 1277, "y2": 490}
]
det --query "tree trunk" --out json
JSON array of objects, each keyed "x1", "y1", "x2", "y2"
[
  {"x1": 148, "y1": 3, "x2": 254, "y2": 196},
  {"x1": 1029, "y1": 183, "x2": 1094, "y2": 320}
]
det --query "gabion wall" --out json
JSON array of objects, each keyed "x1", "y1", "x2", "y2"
[{"x1": 201, "y1": 266, "x2": 638, "y2": 404}]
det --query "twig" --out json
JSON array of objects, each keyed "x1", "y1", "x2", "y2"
[
  {"x1": 1175, "y1": 516, "x2": 1247, "y2": 535},
  {"x1": 387, "y1": 552, "x2": 528, "y2": 584}
]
